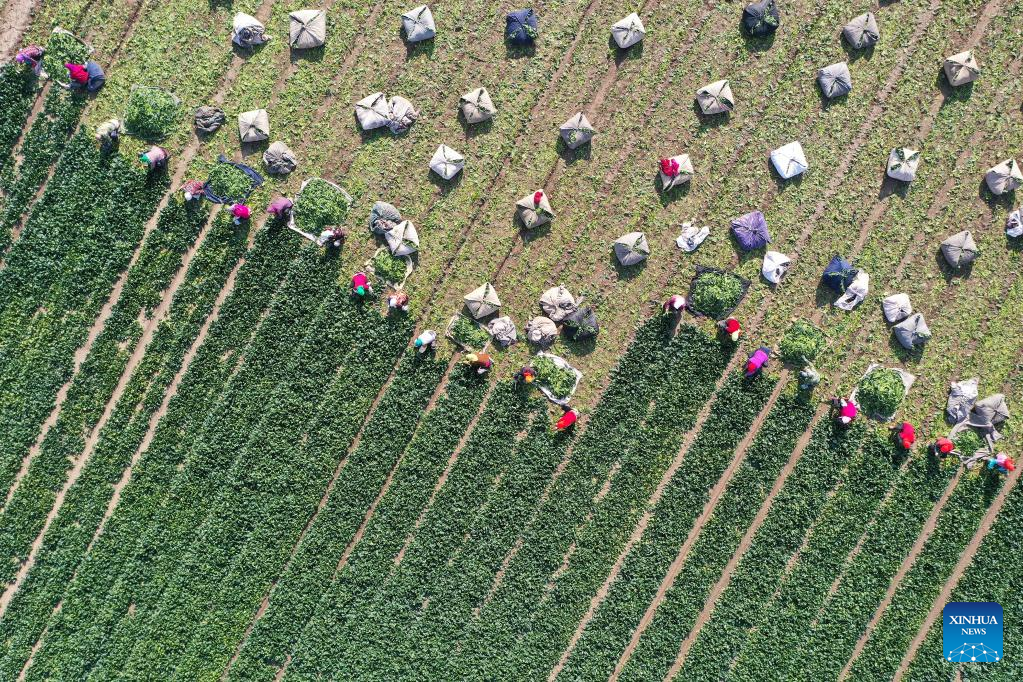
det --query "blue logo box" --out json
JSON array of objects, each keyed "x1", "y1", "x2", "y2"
[{"x1": 943, "y1": 602, "x2": 1003, "y2": 663}]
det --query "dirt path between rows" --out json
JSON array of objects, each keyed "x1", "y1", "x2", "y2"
[{"x1": 0, "y1": 0, "x2": 39, "y2": 60}]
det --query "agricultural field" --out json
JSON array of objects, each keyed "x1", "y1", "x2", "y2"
[{"x1": 0, "y1": 0, "x2": 1020, "y2": 678}]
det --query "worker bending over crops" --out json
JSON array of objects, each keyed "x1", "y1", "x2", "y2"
[
  {"x1": 514, "y1": 366, "x2": 536, "y2": 384},
  {"x1": 465, "y1": 352, "x2": 493, "y2": 375},
  {"x1": 930, "y1": 436, "x2": 957, "y2": 459},
  {"x1": 266, "y1": 196, "x2": 293, "y2": 218},
  {"x1": 229, "y1": 203, "x2": 251, "y2": 224},
  {"x1": 414, "y1": 330, "x2": 437, "y2": 353},
  {"x1": 351, "y1": 272, "x2": 372, "y2": 298},
  {"x1": 831, "y1": 396, "x2": 858, "y2": 428},
  {"x1": 718, "y1": 317, "x2": 741, "y2": 342},
  {"x1": 139, "y1": 146, "x2": 168, "y2": 171},
  {"x1": 891, "y1": 421, "x2": 916, "y2": 450},
  {"x1": 388, "y1": 290, "x2": 410, "y2": 312},
  {"x1": 556, "y1": 405, "x2": 579, "y2": 431},
  {"x1": 662, "y1": 295, "x2": 685, "y2": 315},
  {"x1": 745, "y1": 347, "x2": 770, "y2": 378}
]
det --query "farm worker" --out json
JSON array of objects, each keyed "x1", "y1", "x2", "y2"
[
  {"x1": 181, "y1": 180, "x2": 204, "y2": 202},
  {"x1": 317, "y1": 227, "x2": 346, "y2": 248},
  {"x1": 388, "y1": 290, "x2": 410, "y2": 312},
  {"x1": 662, "y1": 295, "x2": 685, "y2": 315},
  {"x1": 230, "y1": 203, "x2": 251, "y2": 224},
  {"x1": 930, "y1": 436, "x2": 957, "y2": 459},
  {"x1": 745, "y1": 347, "x2": 770, "y2": 378},
  {"x1": 799, "y1": 363, "x2": 821, "y2": 392},
  {"x1": 94, "y1": 118, "x2": 121, "y2": 151},
  {"x1": 65, "y1": 62, "x2": 88, "y2": 86},
  {"x1": 465, "y1": 352, "x2": 493, "y2": 375},
  {"x1": 351, "y1": 271, "x2": 372, "y2": 298},
  {"x1": 139, "y1": 145, "x2": 168, "y2": 171},
  {"x1": 514, "y1": 366, "x2": 536, "y2": 384},
  {"x1": 413, "y1": 329, "x2": 437, "y2": 353},
  {"x1": 15, "y1": 45, "x2": 44, "y2": 73},
  {"x1": 832, "y1": 396, "x2": 858, "y2": 427},
  {"x1": 266, "y1": 196, "x2": 293, "y2": 218},
  {"x1": 988, "y1": 453, "x2": 1015, "y2": 473},
  {"x1": 892, "y1": 421, "x2": 916, "y2": 450},
  {"x1": 718, "y1": 317, "x2": 741, "y2": 342},
  {"x1": 556, "y1": 406, "x2": 579, "y2": 431}
]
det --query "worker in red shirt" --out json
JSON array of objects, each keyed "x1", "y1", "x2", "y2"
[
  {"x1": 930, "y1": 436, "x2": 956, "y2": 459},
  {"x1": 556, "y1": 406, "x2": 578, "y2": 431},
  {"x1": 718, "y1": 317, "x2": 741, "y2": 342},
  {"x1": 892, "y1": 421, "x2": 916, "y2": 450}
]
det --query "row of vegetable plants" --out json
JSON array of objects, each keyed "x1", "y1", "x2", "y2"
[
  {"x1": 273, "y1": 382, "x2": 537, "y2": 680},
  {"x1": 129, "y1": 335, "x2": 435, "y2": 680},
  {"x1": 279, "y1": 316, "x2": 684, "y2": 677},
  {"x1": 456, "y1": 323, "x2": 732, "y2": 681},
  {"x1": 901, "y1": 476, "x2": 1023, "y2": 682},
  {"x1": 13, "y1": 228, "x2": 313, "y2": 680},
  {"x1": 0, "y1": 205, "x2": 249, "y2": 680},
  {"x1": 606, "y1": 388, "x2": 817, "y2": 680},
  {"x1": 786, "y1": 453, "x2": 962, "y2": 679},
  {"x1": 227, "y1": 371, "x2": 495, "y2": 681},
  {"x1": 845, "y1": 471, "x2": 1004, "y2": 680},
  {"x1": 674, "y1": 420, "x2": 868, "y2": 680},
  {"x1": 0, "y1": 64, "x2": 37, "y2": 175},
  {"x1": 550, "y1": 371, "x2": 777, "y2": 681},
  {"x1": 0, "y1": 86, "x2": 86, "y2": 251},
  {"x1": 57, "y1": 246, "x2": 357, "y2": 679},
  {"x1": 0, "y1": 196, "x2": 209, "y2": 572},
  {"x1": 725, "y1": 432, "x2": 903, "y2": 681},
  {"x1": 0, "y1": 133, "x2": 165, "y2": 506},
  {"x1": 358, "y1": 402, "x2": 570, "y2": 679}
]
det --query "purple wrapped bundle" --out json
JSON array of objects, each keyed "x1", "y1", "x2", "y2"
[{"x1": 731, "y1": 211, "x2": 770, "y2": 251}]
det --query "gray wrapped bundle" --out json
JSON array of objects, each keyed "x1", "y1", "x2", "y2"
[
  {"x1": 886, "y1": 147, "x2": 920, "y2": 182},
  {"x1": 355, "y1": 93, "x2": 391, "y2": 130},
  {"x1": 613, "y1": 232, "x2": 650, "y2": 266},
  {"x1": 194, "y1": 106, "x2": 225, "y2": 134},
  {"x1": 842, "y1": 12, "x2": 878, "y2": 49},
  {"x1": 539, "y1": 286, "x2": 576, "y2": 322},
  {"x1": 386, "y1": 96, "x2": 418, "y2": 134},
  {"x1": 697, "y1": 79, "x2": 734, "y2": 115},
  {"x1": 460, "y1": 87, "x2": 495, "y2": 123},
  {"x1": 429, "y1": 144, "x2": 464, "y2": 180},
  {"x1": 611, "y1": 12, "x2": 645, "y2": 49},
  {"x1": 560, "y1": 112, "x2": 595, "y2": 150},
  {"x1": 289, "y1": 9, "x2": 326, "y2": 49},
  {"x1": 893, "y1": 313, "x2": 931, "y2": 349},
  {"x1": 940, "y1": 230, "x2": 978, "y2": 269},
  {"x1": 516, "y1": 190, "x2": 554, "y2": 229},
  {"x1": 487, "y1": 316, "x2": 517, "y2": 347},
  {"x1": 464, "y1": 283, "x2": 501, "y2": 319},
  {"x1": 881, "y1": 293, "x2": 912, "y2": 323},
  {"x1": 526, "y1": 316, "x2": 558, "y2": 346},
  {"x1": 402, "y1": 5, "x2": 436, "y2": 42},
  {"x1": 985, "y1": 159, "x2": 1023, "y2": 195},
  {"x1": 818, "y1": 62, "x2": 852, "y2": 99},
  {"x1": 238, "y1": 109, "x2": 270, "y2": 143},
  {"x1": 385, "y1": 220, "x2": 420, "y2": 257},
  {"x1": 944, "y1": 51, "x2": 980, "y2": 87},
  {"x1": 262, "y1": 141, "x2": 297, "y2": 175}
]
